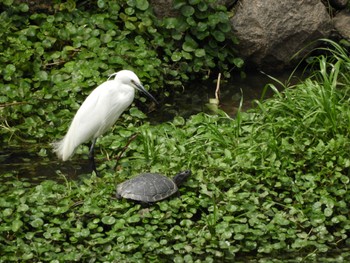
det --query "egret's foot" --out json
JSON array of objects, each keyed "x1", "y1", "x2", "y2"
[
  {"x1": 90, "y1": 156, "x2": 100, "y2": 176},
  {"x1": 88, "y1": 138, "x2": 100, "y2": 176},
  {"x1": 93, "y1": 169, "x2": 100, "y2": 177}
]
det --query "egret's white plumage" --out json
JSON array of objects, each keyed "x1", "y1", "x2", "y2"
[{"x1": 53, "y1": 70, "x2": 157, "y2": 163}]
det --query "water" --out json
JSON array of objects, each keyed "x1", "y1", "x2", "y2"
[
  {"x1": 0, "y1": 145, "x2": 92, "y2": 183},
  {"x1": 151, "y1": 70, "x2": 302, "y2": 121},
  {"x1": 0, "y1": 70, "x2": 301, "y2": 182}
]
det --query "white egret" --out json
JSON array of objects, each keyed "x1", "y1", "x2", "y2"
[{"x1": 53, "y1": 70, "x2": 157, "y2": 174}]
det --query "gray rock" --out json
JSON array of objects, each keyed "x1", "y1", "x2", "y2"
[
  {"x1": 230, "y1": 0, "x2": 332, "y2": 71},
  {"x1": 333, "y1": 10, "x2": 350, "y2": 40},
  {"x1": 149, "y1": 0, "x2": 178, "y2": 18}
]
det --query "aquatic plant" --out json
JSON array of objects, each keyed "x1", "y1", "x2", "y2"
[
  {"x1": 0, "y1": 0, "x2": 243, "y2": 145},
  {"x1": 1, "y1": 41, "x2": 350, "y2": 261}
]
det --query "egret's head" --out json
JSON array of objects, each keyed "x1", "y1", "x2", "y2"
[{"x1": 109, "y1": 70, "x2": 158, "y2": 104}]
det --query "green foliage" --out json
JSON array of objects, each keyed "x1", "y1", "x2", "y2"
[
  {"x1": 0, "y1": 0, "x2": 242, "y2": 145},
  {"x1": 1, "y1": 41, "x2": 350, "y2": 261},
  {"x1": 156, "y1": 0, "x2": 243, "y2": 82}
]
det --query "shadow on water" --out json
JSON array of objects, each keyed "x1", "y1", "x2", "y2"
[
  {"x1": 0, "y1": 145, "x2": 92, "y2": 184},
  {"x1": 0, "y1": 70, "x2": 304, "y2": 183}
]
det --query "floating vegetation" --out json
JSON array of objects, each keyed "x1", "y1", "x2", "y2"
[{"x1": 1, "y1": 40, "x2": 350, "y2": 261}]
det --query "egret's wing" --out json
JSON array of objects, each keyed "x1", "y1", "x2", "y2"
[
  {"x1": 70, "y1": 83, "x2": 113, "y2": 143},
  {"x1": 72, "y1": 80, "x2": 134, "y2": 140},
  {"x1": 54, "y1": 79, "x2": 134, "y2": 161},
  {"x1": 52, "y1": 93, "x2": 102, "y2": 161},
  {"x1": 108, "y1": 72, "x2": 118, "y2": 81}
]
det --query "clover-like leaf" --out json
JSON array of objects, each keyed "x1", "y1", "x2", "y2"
[
  {"x1": 101, "y1": 216, "x2": 116, "y2": 225},
  {"x1": 181, "y1": 5, "x2": 195, "y2": 17},
  {"x1": 136, "y1": 0, "x2": 149, "y2": 11}
]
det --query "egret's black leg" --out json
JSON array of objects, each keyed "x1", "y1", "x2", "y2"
[{"x1": 89, "y1": 138, "x2": 99, "y2": 176}]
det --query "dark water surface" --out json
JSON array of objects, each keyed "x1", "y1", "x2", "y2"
[
  {"x1": 151, "y1": 70, "x2": 295, "y2": 122},
  {"x1": 0, "y1": 70, "x2": 301, "y2": 182},
  {"x1": 0, "y1": 145, "x2": 92, "y2": 183}
]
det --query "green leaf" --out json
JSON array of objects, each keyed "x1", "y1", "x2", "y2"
[
  {"x1": 181, "y1": 5, "x2": 195, "y2": 17},
  {"x1": 182, "y1": 42, "x2": 195, "y2": 52},
  {"x1": 3, "y1": 208, "x2": 13, "y2": 217},
  {"x1": 129, "y1": 107, "x2": 147, "y2": 119},
  {"x1": 324, "y1": 207, "x2": 333, "y2": 217},
  {"x1": 182, "y1": 36, "x2": 198, "y2": 52},
  {"x1": 37, "y1": 71, "x2": 48, "y2": 81},
  {"x1": 173, "y1": 116, "x2": 185, "y2": 126},
  {"x1": 127, "y1": 0, "x2": 136, "y2": 7},
  {"x1": 194, "y1": 49, "x2": 206, "y2": 57},
  {"x1": 172, "y1": 32, "x2": 182, "y2": 40},
  {"x1": 197, "y1": 2, "x2": 208, "y2": 12},
  {"x1": 127, "y1": 214, "x2": 140, "y2": 223},
  {"x1": 97, "y1": 0, "x2": 105, "y2": 8},
  {"x1": 12, "y1": 219, "x2": 23, "y2": 232},
  {"x1": 212, "y1": 30, "x2": 225, "y2": 42},
  {"x1": 173, "y1": 1, "x2": 186, "y2": 9},
  {"x1": 196, "y1": 22, "x2": 207, "y2": 32},
  {"x1": 186, "y1": 17, "x2": 196, "y2": 26},
  {"x1": 3, "y1": 0, "x2": 14, "y2": 6},
  {"x1": 125, "y1": 21, "x2": 136, "y2": 30},
  {"x1": 125, "y1": 7, "x2": 135, "y2": 16},
  {"x1": 164, "y1": 18, "x2": 178, "y2": 29},
  {"x1": 134, "y1": 35, "x2": 145, "y2": 45},
  {"x1": 218, "y1": 22, "x2": 231, "y2": 33},
  {"x1": 19, "y1": 3, "x2": 29, "y2": 12},
  {"x1": 102, "y1": 34, "x2": 113, "y2": 44},
  {"x1": 30, "y1": 218, "x2": 44, "y2": 228},
  {"x1": 181, "y1": 51, "x2": 192, "y2": 60},
  {"x1": 136, "y1": 0, "x2": 149, "y2": 11},
  {"x1": 233, "y1": 57, "x2": 244, "y2": 68},
  {"x1": 102, "y1": 216, "x2": 116, "y2": 225},
  {"x1": 171, "y1": 51, "x2": 182, "y2": 62},
  {"x1": 5, "y1": 64, "x2": 16, "y2": 75},
  {"x1": 17, "y1": 203, "x2": 29, "y2": 212},
  {"x1": 87, "y1": 37, "x2": 101, "y2": 48}
]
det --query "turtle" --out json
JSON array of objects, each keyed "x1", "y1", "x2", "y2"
[{"x1": 116, "y1": 170, "x2": 191, "y2": 202}]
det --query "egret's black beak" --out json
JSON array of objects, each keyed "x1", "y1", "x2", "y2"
[
  {"x1": 134, "y1": 82, "x2": 158, "y2": 104},
  {"x1": 108, "y1": 73, "x2": 158, "y2": 104}
]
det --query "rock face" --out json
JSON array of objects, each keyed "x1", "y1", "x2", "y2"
[
  {"x1": 333, "y1": 11, "x2": 350, "y2": 40},
  {"x1": 149, "y1": 0, "x2": 178, "y2": 18},
  {"x1": 230, "y1": 0, "x2": 332, "y2": 72}
]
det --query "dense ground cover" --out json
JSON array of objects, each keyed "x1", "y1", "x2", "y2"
[
  {"x1": 1, "y1": 0, "x2": 350, "y2": 261},
  {"x1": 1, "y1": 41, "x2": 350, "y2": 261},
  {"x1": 0, "y1": 0, "x2": 243, "y2": 145}
]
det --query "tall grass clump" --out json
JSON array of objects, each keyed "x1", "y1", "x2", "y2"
[
  {"x1": 236, "y1": 40, "x2": 350, "y2": 257},
  {"x1": 1, "y1": 41, "x2": 350, "y2": 261}
]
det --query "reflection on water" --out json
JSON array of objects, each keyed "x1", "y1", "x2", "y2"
[
  {"x1": 151, "y1": 70, "x2": 304, "y2": 122},
  {"x1": 0, "y1": 70, "x2": 304, "y2": 182}
]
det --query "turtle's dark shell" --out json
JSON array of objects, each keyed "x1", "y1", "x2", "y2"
[{"x1": 116, "y1": 171, "x2": 190, "y2": 202}]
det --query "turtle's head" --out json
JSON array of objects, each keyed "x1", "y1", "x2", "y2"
[{"x1": 173, "y1": 170, "x2": 191, "y2": 186}]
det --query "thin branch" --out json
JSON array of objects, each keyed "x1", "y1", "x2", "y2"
[
  {"x1": 114, "y1": 133, "x2": 139, "y2": 170},
  {"x1": 0, "y1": 101, "x2": 30, "y2": 107}
]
